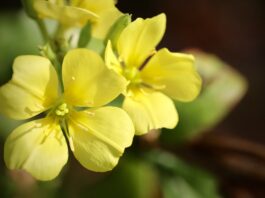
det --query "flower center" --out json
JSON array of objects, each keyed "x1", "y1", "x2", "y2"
[
  {"x1": 55, "y1": 103, "x2": 69, "y2": 117},
  {"x1": 123, "y1": 67, "x2": 142, "y2": 85}
]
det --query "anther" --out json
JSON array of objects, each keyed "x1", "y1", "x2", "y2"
[
  {"x1": 58, "y1": 103, "x2": 67, "y2": 110},
  {"x1": 55, "y1": 103, "x2": 69, "y2": 117}
]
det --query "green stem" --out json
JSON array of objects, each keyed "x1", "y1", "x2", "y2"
[
  {"x1": 54, "y1": 24, "x2": 70, "y2": 61},
  {"x1": 40, "y1": 42, "x2": 64, "y2": 92},
  {"x1": 48, "y1": 50, "x2": 64, "y2": 93},
  {"x1": 36, "y1": 19, "x2": 49, "y2": 42}
]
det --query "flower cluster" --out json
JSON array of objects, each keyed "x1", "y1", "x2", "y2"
[{"x1": 0, "y1": 0, "x2": 201, "y2": 180}]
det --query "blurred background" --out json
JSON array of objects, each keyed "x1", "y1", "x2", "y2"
[{"x1": 0, "y1": 0, "x2": 264, "y2": 197}]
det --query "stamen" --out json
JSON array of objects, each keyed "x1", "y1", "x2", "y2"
[
  {"x1": 55, "y1": 103, "x2": 70, "y2": 117},
  {"x1": 56, "y1": 110, "x2": 64, "y2": 116},
  {"x1": 84, "y1": 111, "x2": 95, "y2": 116},
  {"x1": 35, "y1": 123, "x2": 42, "y2": 128}
]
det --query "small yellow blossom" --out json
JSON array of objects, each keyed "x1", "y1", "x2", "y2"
[
  {"x1": 0, "y1": 49, "x2": 134, "y2": 181},
  {"x1": 105, "y1": 13, "x2": 202, "y2": 135},
  {"x1": 34, "y1": 0, "x2": 122, "y2": 38}
]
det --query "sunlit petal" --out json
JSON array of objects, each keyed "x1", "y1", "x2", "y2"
[
  {"x1": 123, "y1": 88, "x2": 178, "y2": 135},
  {"x1": 105, "y1": 41, "x2": 123, "y2": 74},
  {"x1": 63, "y1": 49, "x2": 127, "y2": 107},
  {"x1": 73, "y1": 0, "x2": 120, "y2": 37},
  {"x1": 117, "y1": 13, "x2": 166, "y2": 68},
  {"x1": 34, "y1": 0, "x2": 98, "y2": 26},
  {"x1": 0, "y1": 56, "x2": 59, "y2": 120},
  {"x1": 141, "y1": 48, "x2": 202, "y2": 102},
  {"x1": 72, "y1": 0, "x2": 117, "y2": 12},
  {"x1": 92, "y1": 8, "x2": 123, "y2": 39},
  {"x1": 4, "y1": 118, "x2": 68, "y2": 181},
  {"x1": 68, "y1": 107, "x2": 134, "y2": 171}
]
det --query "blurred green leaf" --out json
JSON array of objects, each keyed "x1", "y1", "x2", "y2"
[
  {"x1": 79, "y1": 155, "x2": 158, "y2": 198},
  {"x1": 104, "y1": 14, "x2": 131, "y2": 48},
  {"x1": 21, "y1": 0, "x2": 38, "y2": 19},
  {"x1": 162, "y1": 177, "x2": 201, "y2": 198},
  {"x1": 0, "y1": 115, "x2": 23, "y2": 138},
  {"x1": 161, "y1": 50, "x2": 248, "y2": 144},
  {"x1": 147, "y1": 150, "x2": 221, "y2": 198},
  {"x1": 0, "y1": 172, "x2": 15, "y2": 198},
  {"x1": 78, "y1": 22, "x2": 92, "y2": 48},
  {"x1": 0, "y1": 11, "x2": 41, "y2": 84},
  {"x1": 86, "y1": 37, "x2": 105, "y2": 56}
]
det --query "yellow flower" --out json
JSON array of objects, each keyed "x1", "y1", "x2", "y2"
[
  {"x1": 105, "y1": 13, "x2": 202, "y2": 135},
  {"x1": 34, "y1": 0, "x2": 122, "y2": 38},
  {"x1": 0, "y1": 49, "x2": 134, "y2": 181}
]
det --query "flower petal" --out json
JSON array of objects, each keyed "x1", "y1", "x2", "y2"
[
  {"x1": 72, "y1": 0, "x2": 120, "y2": 35},
  {"x1": 141, "y1": 48, "x2": 202, "y2": 102},
  {"x1": 68, "y1": 107, "x2": 134, "y2": 172},
  {"x1": 105, "y1": 41, "x2": 123, "y2": 74},
  {"x1": 0, "y1": 56, "x2": 59, "y2": 120},
  {"x1": 4, "y1": 118, "x2": 68, "y2": 181},
  {"x1": 117, "y1": 13, "x2": 166, "y2": 68},
  {"x1": 72, "y1": 0, "x2": 117, "y2": 13},
  {"x1": 92, "y1": 8, "x2": 123, "y2": 39},
  {"x1": 63, "y1": 49, "x2": 127, "y2": 107},
  {"x1": 123, "y1": 88, "x2": 178, "y2": 135},
  {"x1": 34, "y1": 0, "x2": 98, "y2": 26}
]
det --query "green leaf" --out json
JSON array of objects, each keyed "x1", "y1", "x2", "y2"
[
  {"x1": 0, "y1": 11, "x2": 41, "y2": 85},
  {"x1": 0, "y1": 115, "x2": 23, "y2": 138},
  {"x1": 162, "y1": 177, "x2": 201, "y2": 198},
  {"x1": 104, "y1": 14, "x2": 131, "y2": 48},
  {"x1": 147, "y1": 150, "x2": 221, "y2": 198},
  {"x1": 86, "y1": 37, "x2": 105, "y2": 55},
  {"x1": 21, "y1": 0, "x2": 38, "y2": 19},
  {"x1": 78, "y1": 22, "x2": 92, "y2": 48},
  {"x1": 79, "y1": 155, "x2": 158, "y2": 198},
  {"x1": 85, "y1": 14, "x2": 131, "y2": 57},
  {"x1": 161, "y1": 50, "x2": 248, "y2": 144}
]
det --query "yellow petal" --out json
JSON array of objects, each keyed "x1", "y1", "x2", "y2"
[
  {"x1": 72, "y1": 0, "x2": 117, "y2": 13},
  {"x1": 68, "y1": 107, "x2": 134, "y2": 172},
  {"x1": 141, "y1": 48, "x2": 202, "y2": 102},
  {"x1": 92, "y1": 8, "x2": 123, "y2": 39},
  {"x1": 72, "y1": 0, "x2": 122, "y2": 38},
  {"x1": 123, "y1": 88, "x2": 178, "y2": 135},
  {"x1": 34, "y1": 0, "x2": 98, "y2": 26},
  {"x1": 63, "y1": 49, "x2": 127, "y2": 107},
  {"x1": 117, "y1": 13, "x2": 166, "y2": 68},
  {"x1": 4, "y1": 118, "x2": 68, "y2": 181},
  {"x1": 0, "y1": 56, "x2": 59, "y2": 120},
  {"x1": 105, "y1": 40, "x2": 123, "y2": 74}
]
